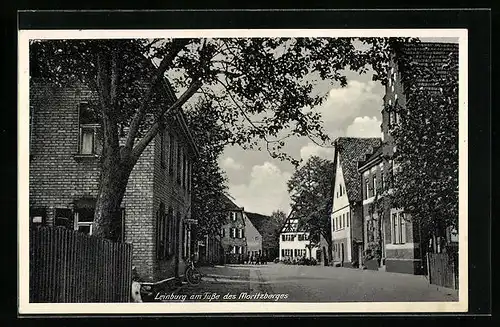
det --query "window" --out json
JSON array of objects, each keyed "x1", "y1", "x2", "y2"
[
  {"x1": 365, "y1": 178, "x2": 370, "y2": 199},
  {"x1": 30, "y1": 207, "x2": 46, "y2": 227},
  {"x1": 343, "y1": 213, "x2": 346, "y2": 228},
  {"x1": 78, "y1": 103, "x2": 100, "y2": 155},
  {"x1": 74, "y1": 207, "x2": 94, "y2": 235},
  {"x1": 241, "y1": 228, "x2": 245, "y2": 239},
  {"x1": 176, "y1": 143, "x2": 182, "y2": 184},
  {"x1": 281, "y1": 249, "x2": 285, "y2": 257},
  {"x1": 373, "y1": 176, "x2": 377, "y2": 195},
  {"x1": 183, "y1": 155, "x2": 188, "y2": 189},
  {"x1": 381, "y1": 170, "x2": 385, "y2": 191},
  {"x1": 187, "y1": 162, "x2": 191, "y2": 193},
  {"x1": 391, "y1": 211, "x2": 406, "y2": 244},
  {"x1": 166, "y1": 207, "x2": 176, "y2": 257},
  {"x1": 335, "y1": 217, "x2": 338, "y2": 231},
  {"x1": 160, "y1": 130, "x2": 166, "y2": 168},
  {"x1": 282, "y1": 234, "x2": 286, "y2": 242},
  {"x1": 346, "y1": 212, "x2": 350, "y2": 227},
  {"x1": 156, "y1": 203, "x2": 166, "y2": 259},
  {"x1": 169, "y1": 134, "x2": 175, "y2": 175},
  {"x1": 230, "y1": 212, "x2": 237, "y2": 221},
  {"x1": 339, "y1": 184, "x2": 342, "y2": 197}
]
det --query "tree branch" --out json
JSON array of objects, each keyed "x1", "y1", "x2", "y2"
[
  {"x1": 130, "y1": 77, "x2": 202, "y2": 160},
  {"x1": 124, "y1": 38, "x2": 191, "y2": 154}
]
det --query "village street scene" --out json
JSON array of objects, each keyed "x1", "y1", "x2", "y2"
[{"x1": 26, "y1": 34, "x2": 460, "y2": 304}]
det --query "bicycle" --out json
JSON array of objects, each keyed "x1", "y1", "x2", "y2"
[{"x1": 184, "y1": 255, "x2": 203, "y2": 286}]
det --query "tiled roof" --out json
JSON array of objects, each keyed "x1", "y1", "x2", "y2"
[
  {"x1": 244, "y1": 212, "x2": 270, "y2": 234},
  {"x1": 334, "y1": 137, "x2": 382, "y2": 202},
  {"x1": 222, "y1": 194, "x2": 242, "y2": 211},
  {"x1": 394, "y1": 42, "x2": 459, "y2": 92}
]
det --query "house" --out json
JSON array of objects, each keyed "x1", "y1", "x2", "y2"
[
  {"x1": 330, "y1": 137, "x2": 381, "y2": 268},
  {"x1": 29, "y1": 61, "x2": 199, "y2": 282},
  {"x1": 358, "y1": 42, "x2": 459, "y2": 275},
  {"x1": 220, "y1": 194, "x2": 247, "y2": 263},
  {"x1": 244, "y1": 211, "x2": 279, "y2": 261},
  {"x1": 243, "y1": 212, "x2": 263, "y2": 260},
  {"x1": 279, "y1": 211, "x2": 319, "y2": 262}
]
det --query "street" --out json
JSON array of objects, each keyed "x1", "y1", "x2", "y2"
[{"x1": 155, "y1": 263, "x2": 458, "y2": 302}]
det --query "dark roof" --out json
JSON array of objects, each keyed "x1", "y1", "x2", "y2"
[
  {"x1": 334, "y1": 137, "x2": 382, "y2": 202},
  {"x1": 244, "y1": 212, "x2": 270, "y2": 234},
  {"x1": 222, "y1": 194, "x2": 242, "y2": 211},
  {"x1": 394, "y1": 42, "x2": 459, "y2": 92},
  {"x1": 358, "y1": 144, "x2": 383, "y2": 171}
]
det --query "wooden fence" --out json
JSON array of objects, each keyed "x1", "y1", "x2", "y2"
[
  {"x1": 427, "y1": 252, "x2": 459, "y2": 290},
  {"x1": 29, "y1": 227, "x2": 133, "y2": 303}
]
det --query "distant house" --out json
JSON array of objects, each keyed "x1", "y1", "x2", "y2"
[
  {"x1": 243, "y1": 213, "x2": 263, "y2": 259},
  {"x1": 358, "y1": 42, "x2": 459, "y2": 275},
  {"x1": 330, "y1": 137, "x2": 381, "y2": 268},
  {"x1": 220, "y1": 195, "x2": 247, "y2": 263},
  {"x1": 245, "y1": 211, "x2": 279, "y2": 261},
  {"x1": 279, "y1": 211, "x2": 319, "y2": 262}
]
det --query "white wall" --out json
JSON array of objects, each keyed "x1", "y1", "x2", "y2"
[
  {"x1": 279, "y1": 231, "x2": 318, "y2": 260},
  {"x1": 331, "y1": 155, "x2": 353, "y2": 261}
]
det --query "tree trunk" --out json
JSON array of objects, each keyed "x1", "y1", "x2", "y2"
[{"x1": 93, "y1": 155, "x2": 134, "y2": 240}]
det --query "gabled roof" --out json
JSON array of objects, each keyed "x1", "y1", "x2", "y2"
[
  {"x1": 244, "y1": 212, "x2": 270, "y2": 235},
  {"x1": 222, "y1": 194, "x2": 243, "y2": 211},
  {"x1": 334, "y1": 137, "x2": 382, "y2": 202},
  {"x1": 394, "y1": 42, "x2": 459, "y2": 93},
  {"x1": 280, "y1": 210, "x2": 307, "y2": 233}
]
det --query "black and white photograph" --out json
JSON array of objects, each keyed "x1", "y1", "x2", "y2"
[{"x1": 18, "y1": 25, "x2": 468, "y2": 314}]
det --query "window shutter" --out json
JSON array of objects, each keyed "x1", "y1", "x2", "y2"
[
  {"x1": 347, "y1": 212, "x2": 350, "y2": 227},
  {"x1": 394, "y1": 213, "x2": 400, "y2": 244}
]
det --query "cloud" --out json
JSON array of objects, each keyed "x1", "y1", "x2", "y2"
[
  {"x1": 220, "y1": 157, "x2": 244, "y2": 171},
  {"x1": 314, "y1": 80, "x2": 383, "y2": 128},
  {"x1": 345, "y1": 116, "x2": 382, "y2": 138},
  {"x1": 299, "y1": 142, "x2": 334, "y2": 162},
  {"x1": 228, "y1": 162, "x2": 292, "y2": 215}
]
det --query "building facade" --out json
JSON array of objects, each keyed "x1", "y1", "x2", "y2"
[
  {"x1": 330, "y1": 137, "x2": 381, "y2": 268},
  {"x1": 243, "y1": 213, "x2": 263, "y2": 259},
  {"x1": 245, "y1": 211, "x2": 279, "y2": 261},
  {"x1": 279, "y1": 212, "x2": 318, "y2": 262},
  {"x1": 29, "y1": 78, "x2": 198, "y2": 282},
  {"x1": 220, "y1": 195, "x2": 247, "y2": 263},
  {"x1": 358, "y1": 41, "x2": 459, "y2": 275}
]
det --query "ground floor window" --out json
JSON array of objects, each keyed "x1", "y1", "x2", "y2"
[{"x1": 391, "y1": 210, "x2": 407, "y2": 244}]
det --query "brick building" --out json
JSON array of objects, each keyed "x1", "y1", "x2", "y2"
[
  {"x1": 358, "y1": 41, "x2": 459, "y2": 275},
  {"x1": 220, "y1": 195, "x2": 247, "y2": 263},
  {"x1": 29, "y1": 75, "x2": 199, "y2": 282},
  {"x1": 330, "y1": 137, "x2": 381, "y2": 268}
]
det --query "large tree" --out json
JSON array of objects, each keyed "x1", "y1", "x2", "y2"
[
  {"x1": 30, "y1": 37, "x2": 417, "y2": 240},
  {"x1": 287, "y1": 156, "x2": 335, "y2": 252},
  {"x1": 184, "y1": 100, "x2": 228, "y2": 239},
  {"x1": 389, "y1": 46, "x2": 459, "y2": 238}
]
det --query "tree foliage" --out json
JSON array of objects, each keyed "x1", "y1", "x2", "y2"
[
  {"x1": 287, "y1": 156, "x2": 335, "y2": 245},
  {"x1": 184, "y1": 100, "x2": 228, "y2": 238},
  {"x1": 389, "y1": 48, "x2": 459, "y2": 233},
  {"x1": 29, "y1": 37, "x2": 417, "y2": 239}
]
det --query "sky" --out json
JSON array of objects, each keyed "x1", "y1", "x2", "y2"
[{"x1": 215, "y1": 37, "x2": 460, "y2": 216}]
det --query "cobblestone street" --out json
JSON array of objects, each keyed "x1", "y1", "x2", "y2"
[{"x1": 151, "y1": 263, "x2": 458, "y2": 303}]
